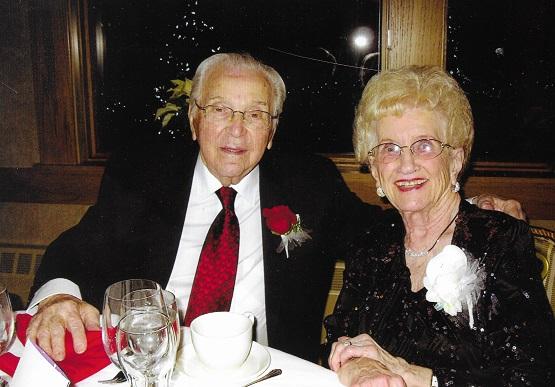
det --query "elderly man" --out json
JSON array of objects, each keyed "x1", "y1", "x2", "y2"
[{"x1": 27, "y1": 53, "x2": 524, "y2": 364}]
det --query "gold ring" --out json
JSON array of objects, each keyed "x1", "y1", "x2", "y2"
[{"x1": 343, "y1": 340, "x2": 352, "y2": 346}]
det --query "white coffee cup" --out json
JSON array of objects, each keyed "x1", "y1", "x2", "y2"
[{"x1": 190, "y1": 311, "x2": 254, "y2": 371}]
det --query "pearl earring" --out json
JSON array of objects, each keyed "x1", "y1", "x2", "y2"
[
  {"x1": 452, "y1": 181, "x2": 460, "y2": 193},
  {"x1": 376, "y1": 187, "x2": 386, "y2": 197}
]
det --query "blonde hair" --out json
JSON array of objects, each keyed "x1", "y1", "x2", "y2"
[
  {"x1": 353, "y1": 65, "x2": 474, "y2": 172},
  {"x1": 190, "y1": 52, "x2": 286, "y2": 116}
]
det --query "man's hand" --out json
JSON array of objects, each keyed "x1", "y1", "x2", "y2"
[
  {"x1": 474, "y1": 194, "x2": 527, "y2": 221},
  {"x1": 26, "y1": 294, "x2": 100, "y2": 361}
]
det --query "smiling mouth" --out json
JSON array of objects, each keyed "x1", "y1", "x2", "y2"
[
  {"x1": 395, "y1": 179, "x2": 428, "y2": 190},
  {"x1": 221, "y1": 146, "x2": 245, "y2": 154}
]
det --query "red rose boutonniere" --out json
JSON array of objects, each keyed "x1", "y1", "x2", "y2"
[{"x1": 262, "y1": 205, "x2": 312, "y2": 258}]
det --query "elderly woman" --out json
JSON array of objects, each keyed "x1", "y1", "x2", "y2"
[{"x1": 325, "y1": 66, "x2": 553, "y2": 387}]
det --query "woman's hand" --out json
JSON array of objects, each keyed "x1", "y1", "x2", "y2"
[
  {"x1": 337, "y1": 357, "x2": 407, "y2": 387},
  {"x1": 329, "y1": 334, "x2": 433, "y2": 387},
  {"x1": 329, "y1": 334, "x2": 401, "y2": 373}
]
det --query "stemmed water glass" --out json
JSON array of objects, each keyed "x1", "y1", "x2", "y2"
[
  {"x1": 0, "y1": 284, "x2": 15, "y2": 356},
  {"x1": 116, "y1": 305, "x2": 177, "y2": 387},
  {"x1": 102, "y1": 280, "x2": 164, "y2": 371},
  {"x1": 161, "y1": 290, "x2": 180, "y2": 350}
]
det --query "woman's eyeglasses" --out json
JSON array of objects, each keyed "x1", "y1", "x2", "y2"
[{"x1": 368, "y1": 138, "x2": 452, "y2": 164}]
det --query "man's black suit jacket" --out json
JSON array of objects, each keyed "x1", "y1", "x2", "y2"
[{"x1": 30, "y1": 134, "x2": 383, "y2": 362}]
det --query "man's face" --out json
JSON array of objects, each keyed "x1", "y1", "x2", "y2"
[{"x1": 189, "y1": 67, "x2": 276, "y2": 186}]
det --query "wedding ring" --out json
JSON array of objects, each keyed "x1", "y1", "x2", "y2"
[{"x1": 342, "y1": 339, "x2": 352, "y2": 346}]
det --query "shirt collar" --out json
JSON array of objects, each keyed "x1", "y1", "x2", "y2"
[{"x1": 192, "y1": 155, "x2": 260, "y2": 205}]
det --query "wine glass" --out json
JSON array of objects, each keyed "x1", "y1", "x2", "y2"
[
  {"x1": 116, "y1": 309, "x2": 177, "y2": 387},
  {"x1": 120, "y1": 289, "x2": 179, "y2": 386},
  {"x1": 161, "y1": 290, "x2": 180, "y2": 349},
  {"x1": 0, "y1": 284, "x2": 15, "y2": 355},
  {"x1": 102, "y1": 279, "x2": 163, "y2": 367}
]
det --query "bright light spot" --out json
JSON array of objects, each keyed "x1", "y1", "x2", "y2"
[
  {"x1": 353, "y1": 35, "x2": 369, "y2": 49},
  {"x1": 350, "y1": 27, "x2": 375, "y2": 52}
]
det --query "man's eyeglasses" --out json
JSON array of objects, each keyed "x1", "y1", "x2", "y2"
[
  {"x1": 368, "y1": 138, "x2": 452, "y2": 164},
  {"x1": 194, "y1": 100, "x2": 278, "y2": 131}
]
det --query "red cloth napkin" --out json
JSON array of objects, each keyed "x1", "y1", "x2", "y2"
[{"x1": 0, "y1": 313, "x2": 111, "y2": 383}]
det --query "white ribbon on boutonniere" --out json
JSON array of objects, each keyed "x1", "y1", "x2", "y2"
[
  {"x1": 423, "y1": 245, "x2": 485, "y2": 328},
  {"x1": 262, "y1": 205, "x2": 312, "y2": 258}
]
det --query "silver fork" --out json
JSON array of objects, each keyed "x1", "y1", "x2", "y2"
[{"x1": 98, "y1": 370, "x2": 127, "y2": 384}]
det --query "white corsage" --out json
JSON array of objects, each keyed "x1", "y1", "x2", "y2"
[{"x1": 423, "y1": 245, "x2": 485, "y2": 328}]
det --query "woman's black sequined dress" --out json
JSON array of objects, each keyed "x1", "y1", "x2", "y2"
[{"x1": 325, "y1": 201, "x2": 554, "y2": 386}]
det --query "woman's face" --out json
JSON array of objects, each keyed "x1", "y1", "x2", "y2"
[{"x1": 370, "y1": 108, "x2": 464, "y2": 215}]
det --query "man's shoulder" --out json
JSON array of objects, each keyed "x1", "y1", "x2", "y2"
[
  {"x1": 100, "y1": 132, "x2": 197, "y2": 195},
  {"x1": 110, "y1": 131, "x2": 194, "y2": 164},
  {"x1": 107, "y1": 132, "x2": 195, "y2": 172}
]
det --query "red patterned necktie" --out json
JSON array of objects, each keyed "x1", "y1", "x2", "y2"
[{"x1": 184, "y1": 187, "x2": 240, "y2": 326}]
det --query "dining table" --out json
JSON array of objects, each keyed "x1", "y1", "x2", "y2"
[
  {"x1": 79, "y1": 328, "x2": 342, "y2": 387},
  {"x1": 2, "y1": 321, "x2": 342, "y2": 387}
]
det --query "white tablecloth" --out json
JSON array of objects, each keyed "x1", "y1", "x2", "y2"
[
  {"x1": 77, "y1": 329, "x2": 341, "y2": 387},
  {"x1": 1, "y1": 317, "x2": 341, "y2": 387}
]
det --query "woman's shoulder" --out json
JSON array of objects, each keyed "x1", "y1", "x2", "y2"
[
  {"x1": 456, "y1": 201, "x2": 541, "y2": 287},
  {"x1": 458, "y1": 200, "x2": 531, "y2": 245}
]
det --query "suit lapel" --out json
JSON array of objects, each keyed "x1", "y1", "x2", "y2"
[
  {"x1": 258, "y1": 152, "x2": 291, "y2": 343},
  {"x1": 150, "y1": 144, "x2": 198, "y2": 287}
]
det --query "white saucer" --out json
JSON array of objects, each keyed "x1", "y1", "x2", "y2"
[{"x1": 178, "y1": 342, "x2": 270, "y2": 385}]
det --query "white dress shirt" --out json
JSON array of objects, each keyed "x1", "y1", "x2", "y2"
[
  {"x1": 29, "y1": 156, "x2": 268, "y2": 344},
  {"x1": 166, "y1": 156, "x2": 267, "y2": 344}
]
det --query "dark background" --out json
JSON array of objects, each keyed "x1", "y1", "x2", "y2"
[
  {"x1": 89, "y1": 0, "x2": 380, "y2": 154},
  {"x1": 447, "y1": 0, "x2": 554, "y2": 164},
  {"x1": 89, "y1": 0, "x2": 553, "y2": 166}
]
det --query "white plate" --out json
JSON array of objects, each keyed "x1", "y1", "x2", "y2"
[{"x1": 176, "y1": 341, "x2": 270, "y2": 385}]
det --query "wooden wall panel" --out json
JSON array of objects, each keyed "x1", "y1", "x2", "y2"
[
  {"x1": 28, "y1": 0, "x2": 77, "y2": 164},
  {"x1": 382, "y1": 0, "x2": 447, "y2": 69},
  {"x1": 0, "y1": 203, "x2": 89, "y2": 246},
  {"x1": 0, "y1": 0, "x2": 40, "y2": 167},
  {"x1": 337, "y1": 166, "x2": 555, "y2": 221},
  {"x1": 1, "y1": 160, "x2": 553, "y2": 221},
  {"x1": 0, "y1": 202, "x2": 89, "y2": 304},
  {"x1": 0, "y1": 166, "x2": 103, "y2": 204}
]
